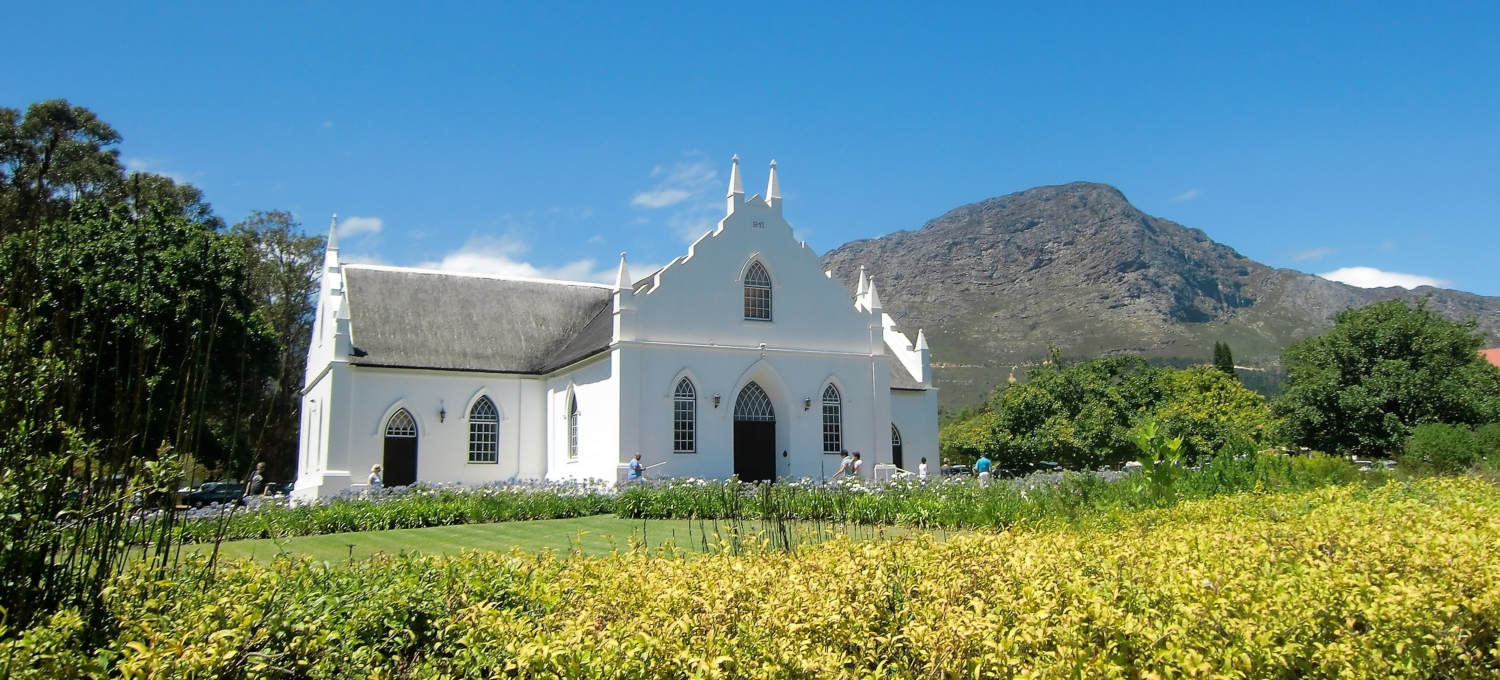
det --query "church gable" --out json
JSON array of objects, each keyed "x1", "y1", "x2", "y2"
[{"x1": 624, "y1": 157, "x2": 879, "y2": 353}]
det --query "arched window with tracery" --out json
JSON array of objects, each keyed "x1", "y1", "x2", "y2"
[
  {"x1": 468, "y1": 397, "x2": 498, "y2": 463},
  {"x1": 743, "y1": 261, "x2": 772, "y2": 320},
  {"x1": 822, "y1": 384, "x2": 842, "y2": 453},
  {"x1": 568, "y1": 393, "x2": 580, "y2": 460},
  {"x1": 673, "y1": 378, "x2": 696, "y2": 453}
]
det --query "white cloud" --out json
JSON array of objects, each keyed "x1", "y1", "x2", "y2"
[
  {"x1": 1318, "y1": 266, "x2": 1450, "y2": 289},
  {"x1": 338, "y1": 216, "x2": 383, "y2": 238},
  {"x1": 123, "y1": 157, "x2": 188, "y2": 183},
  {"x1": 321, "y1": 120, "x2": 334, "y2": 129},
  {"x1": 632, "y1": 188, "x2": 693, "y2": 208},
  {"x1": 1293, "y1": 247, "x2": 1336, "y2": 261},
  {"x1": 418, "y1": 236, "x2": 661, "y2": 285},
  {"x1": 1173, "y1": 189, "x2": 1201, "y2": 201},
  {"x1": 631, "y1": 156, "x2": 727, "y2": 242}
]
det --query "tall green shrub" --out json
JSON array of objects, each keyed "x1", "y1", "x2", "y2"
[{"x1": 1401, "y1": 423, "x2": 1480, "y2": 473}]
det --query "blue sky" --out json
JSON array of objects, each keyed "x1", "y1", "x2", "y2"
[{"x1": 5, "y1": 2, "x2": 1498, "y2": 293}]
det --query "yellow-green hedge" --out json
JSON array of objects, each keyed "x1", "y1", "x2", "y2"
[{"x1": 8, "y1": 478, "x2": 1500, "y2": 678}]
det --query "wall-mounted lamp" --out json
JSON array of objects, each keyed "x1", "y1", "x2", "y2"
[
  {"x1": 438, "y1": 401, "x2": 446, "y2": 423},
  {"x1": 713, "y1": 394, "x2": 721, "y2": 408},
  {"x1": 804, "y1": 397, "x2": 812, "y2": 411}
]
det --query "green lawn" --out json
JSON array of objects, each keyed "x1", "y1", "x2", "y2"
[{"x1": 186, "y1": 515, "x2": 930, "y2": 564}]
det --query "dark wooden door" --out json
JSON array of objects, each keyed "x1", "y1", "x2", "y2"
[
  {"x1": 891, "y1": 424, "x2": 904, "y2": 470},
  {"x1": 733, "y1": 421, "x2": 776, "y2": 483},
  {"x1": 383, "y1": 436, "x2": 418, "y2": 487}
]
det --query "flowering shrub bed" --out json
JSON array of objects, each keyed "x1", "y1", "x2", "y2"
[
  {"x1": 174, "y1": 452, "x2": 1370, "y2": 543},
  {"x1": 176, "y1": 480, "x2": 614, "y2": 543},
  {"x1": 615, "y1": 451, "x2": 1372, "y2": 528},
  {"x1": 8, "y1": 477, "x2": 1499, "y2": 678}
]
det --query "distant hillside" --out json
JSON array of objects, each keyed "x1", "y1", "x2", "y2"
[{"x1": 821, "y1": 182, "x2": 1500, "y2": 408}]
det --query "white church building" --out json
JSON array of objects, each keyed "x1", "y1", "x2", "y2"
[{"x1": 293, "y1": 157, "x2": 937, "y2": 500}]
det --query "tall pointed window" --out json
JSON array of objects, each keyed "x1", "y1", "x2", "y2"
[
  {"x1": 468, "y1": 397, "x2": 498, "y2": 463},
  {"x1": 568, "y1": 393, "x2": 580, "y2": 460},
  {"x1": 822, "y1": 384, "x2": 842, "y2": 453},
  {"x1": 673, "y1": 378, "x2": 697, "y2": 453},
  {"x1": 743, "y1": 261, "x2": 772, "y2": 320}
]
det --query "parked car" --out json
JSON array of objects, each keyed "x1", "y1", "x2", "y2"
[
  {"x1": 263, "y1": 481, "x2": 294, "y2": 496},
  {"x1": 183, "y1": 482, "x2": 243, "y2": 508},
  {"x1": 943, "y1": 465, "x2": 971, "y2": 476}
]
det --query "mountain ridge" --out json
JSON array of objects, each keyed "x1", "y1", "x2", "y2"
[{"x1": 820, "y1": 182, "x2": 1500, "y2": 407}]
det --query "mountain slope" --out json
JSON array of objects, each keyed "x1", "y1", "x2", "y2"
[{"x1": 821, "y1": 182, "x2": 1500, "y2": 407}]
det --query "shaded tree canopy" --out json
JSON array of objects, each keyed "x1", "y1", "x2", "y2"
[
  {"x1": 939, "y1": 356, "x2": 1271, "y2": 469},
  {"x1": 1272, "y1": 298, "x2": 1500, "y2": 456}
]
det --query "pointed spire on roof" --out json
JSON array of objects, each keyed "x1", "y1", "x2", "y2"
[
  {"x1": 615, "y1": 252, "x2": 632, "y2": 291},
  {"x1": 856, "y1": 265, "x2": 868, "y2": 296},
  {"x1": 766, "y1": 159, "x2": 781, "y2": 207},
  {"x1": 328, "y1": 214, "x2": 339, "y2": 251},
  {"x1": 727, "y1": 154, "x2": 743, "y2": 198},
  {"x1": 916, "y1": 329, "x2": 929, "y2": 351},
  {"x1": 867, "y1": 280, "x2": 882, "y2": 311}
]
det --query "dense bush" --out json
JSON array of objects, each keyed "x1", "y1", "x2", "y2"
[
  {"x1": 7, "y1": 478, "x2": 1498, "y2": 678},
  {"x1": 1400, "y1": 422, "x2": 1500, "y2": 474},
  {"x1": 940, "y1": 357, "x2": 1272, "y2": 469},
  {"x1": 615, "y1": 451, "x2": 1371, "y2": 529},
  {"x1": 1274, "y1": 299, "x2": 1500, "y2": 457},
  {"x1": 175, "y1": 480, "x2": 615, "y2": 543}
]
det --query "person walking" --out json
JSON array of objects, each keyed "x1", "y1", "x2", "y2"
[
  {"x1": 918, "y1": 457, "x2": 929, "y2": 481},
  {"x1": 627, "y1": 452, "x2": 645, "y2": 481},
  {"x1": 244, "y1": 462, "x2": 267, "y2": 497},
  {"x1": 368, "y1": 464, "x2": 383, "y2": 491},
  {"x1": 975, "y1": 454, "x2": 993, "y2": 487},
  {"x1": 831, "y1": 450, "x2": 852, "y2": 479},
  {"x1": 851, "y1": 452, "x2": 863, "y2": 477}
]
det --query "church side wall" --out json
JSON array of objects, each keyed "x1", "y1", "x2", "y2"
[
  {"x1": 330, "y1": 367, "x2": 545, "y2": 489},
  {"x1": 545, "y1": 354, "x2": 620, "y2": 483},
  {"x1": 890, "y1": 389, "x2": 939, "y2": 471}
]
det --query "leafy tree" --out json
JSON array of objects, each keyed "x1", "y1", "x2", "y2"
[
  {"x1": 0, "y1": 100, "x2": 124, "y2": 235},
  {"x1": 1272, "y1": 299, "x2": 1500, "y2": 456},
  {"x1": 1213, "y1": 341, "x2": 1237, "y2": 378},
  {"x1": 987, "y1": 356, "x2": 1161, "y2": 469},
  {"x1": 1151, "y1": 366, "x2": 1270, "y2": 458},
  {"x1": 1400, "y1": 423, "x2": 1480, "y2": 473},
  {"x1": 231, "y1": 211, "x2": 324, "y2": 479}
]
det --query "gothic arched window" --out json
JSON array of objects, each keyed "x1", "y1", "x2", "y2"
[
  {"x1": 822, "y1": 384, "x2": 842, "y2": 453},
  {"x1": 568, "y1": 393, "x2": 580, "y2": 460},
  {"x1": 673, "y1": 378, "x2": 696, "y2": 453},
  {"x1": 743, "y1": 261, "x2": 772, "y2": 321},
  {"x1": 468, "y1": 397, "x2": 498, "y2": 463}
]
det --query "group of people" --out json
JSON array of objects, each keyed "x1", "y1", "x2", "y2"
[{"x1": 831, "y1": 451, "x2": 931, "y2": 481}]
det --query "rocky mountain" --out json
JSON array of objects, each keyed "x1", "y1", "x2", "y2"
[{"x1": 821, "y1": 182, "x2": 1500, "y2": 408}]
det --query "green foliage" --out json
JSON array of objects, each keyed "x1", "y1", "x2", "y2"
[
  {"x1": 7, "y1": 479, "x2": 1499, "y2": 678},
  {"x1": 179, "y1": 483, "x2": 615, "y2": 543},
  {"x1": 1130, "y1": 420, "x2": 1183, "y2": 505},
  {"x1": 0, "y1": 100, "x2": 289, "y2": 636},
  {"x1": 230, "y1": 211, "x2": 325, "y2": 479},
  {"x1": 1273, "y1": 298, "x2": 1500, "y2": 456},
  {"x1": 1213, "y1": 340, "x2": 1237, "y2": 377},
  {"x1": 1401, "y1": 423, "x2": 1486, "y2": 474},
  {"x1": 940, "y1": 357, "x2": 1272, "y2": 468}
]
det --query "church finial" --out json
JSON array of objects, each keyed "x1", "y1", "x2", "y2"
[
  {"x1": 856, "y1": 265, "x2": 868, "y2": 296},
  {"x1": 916, "y1": 329, "x2": 930, "y2": 351},
  {"x1": 328, "y1": 214, "x2": 339, "y2": 251},
  {"x1": 766, "y1": 159, "x2": 781, "y2": 208},
  {"x1": 867, "y1": 280, "x2": 882, "y2": 311},
  {"x1": 615, "y1": 252, "x2": 632, "y2": 291},
  {"x1": 726, "y1": 155, "x2": 744, "y2": 214},
  {"x1": 727, "y1": 155, "x2": 743, "y2": 197}
]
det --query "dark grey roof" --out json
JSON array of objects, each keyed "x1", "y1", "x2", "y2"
[
  {"x1": 344, "y1": 266, "x2": 614, "y2": 374},
  {"x1": 890, "y1": 360, "x2": 925, "y2": 390}
]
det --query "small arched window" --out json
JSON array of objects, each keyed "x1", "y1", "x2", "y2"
[
  {"x1": 468, "y1": 397, "x2": 498, "y2": 463},
  {"x1": 385, "y1": 409, "x2": 417, "y2": 437},
  {"x1": 822, "y1": 384, "x2": 842, "y2": 453},
  {"x1": 743, "y1": 261, "x2": 772, "y2": 321},
  {"x1": 673, "y1": 378, "x2": 696, "y2": 453},
  {"x1": 568, "y1": 393, "x2": 580, "y2": 460}
]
